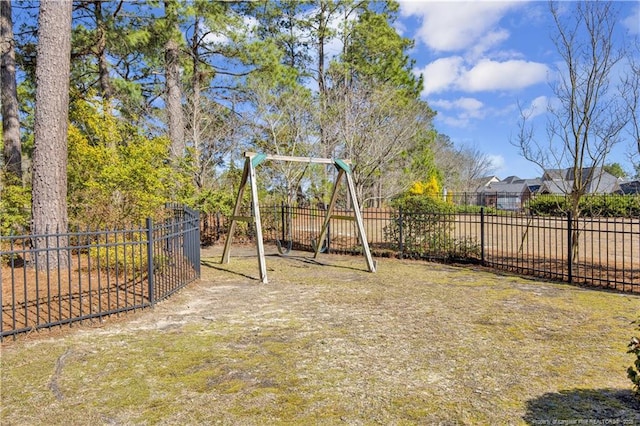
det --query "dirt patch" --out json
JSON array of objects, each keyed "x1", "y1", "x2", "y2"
[{"x1": 1, "y1": 244, "x2": 639, "y2": 425}]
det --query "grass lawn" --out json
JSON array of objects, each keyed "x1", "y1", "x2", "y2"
[{"x1": 1, "y1": 246, "x2": 639, "y2": 425}]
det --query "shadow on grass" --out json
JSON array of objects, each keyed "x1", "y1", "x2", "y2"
[
  {"x1": 523, "y1": 388, "x2": 640, "y2": 425},
  {"x1": 200, "y1": 259, "x2": 259, "y2": 281},
  {"x1": 276, "y1": 253, "x2": 366, "y2": 272},
  {"x1": 201, "y1": 254, "x2": 365, "y2": 283}
]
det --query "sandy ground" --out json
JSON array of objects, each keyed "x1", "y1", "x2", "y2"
[{"x1": 1, "y1": 244, "x2": 639, "y2": 425}]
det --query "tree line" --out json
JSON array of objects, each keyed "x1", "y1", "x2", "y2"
[
  {"x1": 2, "y1": 1, "x2": 638, "y2": 243},
  {"x1": 0, "y1": 0, "x2": 499, "y2": 240}
]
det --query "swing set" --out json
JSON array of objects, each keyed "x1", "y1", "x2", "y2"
[{"x1": 222, "y1": 152, "x2": 377, "y2": 283}]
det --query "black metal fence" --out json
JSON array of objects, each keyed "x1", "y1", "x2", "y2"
[
  {"x1": 0, "y1": 205, "x2": 200, "y2": 340},
  {"x1": 4, "y1": 199, "x2": 636, "y2": 339},
  {"x1": 202, "y1": 204, "x2": 639, "y2": 293}
]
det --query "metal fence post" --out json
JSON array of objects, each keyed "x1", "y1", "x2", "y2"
[
  {"x1": 280, "y1": 201, "x2": 286, "y2": 243},
  {"x1": 567, "y1": 212, "x2": 573, "y2": 284},
  {"x1": 195, "y1": 210, "x2": 201, "y2": 277},
  {"x1": 215, "y1": 212, "x2": 221, "y2": 241},
  {"x1": 480, "y1": 207, "x2": 485, "y2": 264},
  {"x1": 146, "y1": 217, "x2": 155, "y2": 306},
  {"x1": 398, "y1": 206, "x2": 404, "y2": 258}
]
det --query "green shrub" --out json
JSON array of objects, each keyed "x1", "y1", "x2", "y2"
[
  {"x1": 449, "y1": 236, "x2": 482, "y2": 259},
  {"x1": 452, "y1": 204, "x2": 500, "y2": 215},
  {"x1": 190, "y1": 188, "x2": 235, "y2": 216},
  {"x1": 384, "y1": 194, "x2": 480, "y2": 260},
  {"x1": 88, "y1": 234, "x2": 148, "y2": 274},
  {"x1": 0, "y1": 173, "x2": 30, "y2": 235},
  {"x1": 582, "y1": 195, "x2": 640, "y2": 217},
  {"x1": 526, "y1": 195, "x2": 571, "y2": 216},
  {"x1": 527, "y1": 194, "x2": 640, "y2": 218},
  {"x1": 67, "y1": 98, "x2": 186, "y2": 229},
  {"x1": 390, "y1": 193, "x2": 455, "y2": 214}
]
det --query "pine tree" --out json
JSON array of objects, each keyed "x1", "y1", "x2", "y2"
[{"x1": 31, "y1": 0, "x2": 73, "y2": 268}]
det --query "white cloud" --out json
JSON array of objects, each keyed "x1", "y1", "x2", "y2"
[
  {"x1": 467, "y1": 29, "x2": 510, "y2": 61},
  {"x1": 523, "y1": 96, "x2": 549, "y2": 119},
  {"x1": 487, "y1": 154, "x2": 505, "y2": 173},
  {"x1": 460, "y1": 59, "x2": 549, "y2": 92},
  {"x1": 244, "y1": 15, "x2": 259, "y2": 34},
  {"x1": 416, "y1": 56, "x2": 465, "y2": 95},
  {"x1": 294, "y1": 5, "x2": 361, "y2": 62},
  {"x1": 202, "y1": 15, "x2": 259, "y2": 45},
  {"x1": 432, "y1": 97, "x2": 484, "y2": 117},
  {"x1": 432, "y1": 97, "x2": 487, "y2": 128},
  {"x1": 417, "y1": 57, "x2": 548, "y2": 96},
  {"x1": 393, "y1": 19, "x2": 407, "y2": 37},
  {"x1": 438, "y1": 114, "x2": 471, "y2": 128},
  {"x1": 203, "y1": 32, "x2": 230, "y2": 45},
  {"x1": 399, "y1": 1, "x2": 523, "y2": 53}
]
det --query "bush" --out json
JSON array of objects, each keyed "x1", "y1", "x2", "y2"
[
  {"x1": 390, "y1": 193, "x2": 455, "y2": 214},
  {"x1": 88, "y1": 233, "x2": 148, "y2": 275},
  {"x1": 67, "y1": 98, "x2": 185, "y2": 229},
  {"x1": 452, "y1": 204, "x2": 499, "y2": 215},
  {"x1": 0, "y1": 173, "x2": 30, "y2": 235},
  {"x1": 527, "y1": 194, "x2": 640, "y2": 217},
  {"x1": 384, "y1": 194, "x2": 480, "y2": 260},
  {"x1": 189, "y1": 188, "x2": 235, "y2": 216},
  {"x1": 526, "y1": 195, "x2": 571, "y2": 216},
  {"x1": 581, "y1": 195, "x2": 640, "y2": 217}
]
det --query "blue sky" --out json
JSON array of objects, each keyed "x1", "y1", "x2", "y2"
[{"x1": 396, "y1": 1, "x2": 640, "y2": 179}]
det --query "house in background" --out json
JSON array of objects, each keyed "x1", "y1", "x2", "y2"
[
  {"x1": 451, "y1": 175, "x2": 501, "y2": 206},
  {"x1": 477, "y1": 176, "x2": 542, "y2": 211},
  {"x1": 616, "y1": 180, "x2": 640, "y2": 194},
  {"x1": 471, "y1": 167, "x2": 633, "y2": 211},
  {"x1": 538, "y1": 167, "x2": 620, "y2": 195},
  {"x1": 471, "y1": 175, "x2": 500, "y2": 191}
]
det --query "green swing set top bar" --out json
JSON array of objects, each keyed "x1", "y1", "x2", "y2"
[
  {"x1": 222, "y1": 151, "x2": 376, "y2": 284},
  {"x1": 246, "y1": 152, "x2": 352, "y2": 168}
]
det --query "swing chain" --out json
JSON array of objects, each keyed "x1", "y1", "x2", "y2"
[{"x1": 276, "y1": 202, "x2": 293, "y2": 255}]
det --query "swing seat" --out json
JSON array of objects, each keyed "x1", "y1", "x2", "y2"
[
  {"x1": 311, "y1": 237, "x2": 328, "y2": 254},
  {"x1": 276, "y1": 239, "x2": 293, "y2": 255}
]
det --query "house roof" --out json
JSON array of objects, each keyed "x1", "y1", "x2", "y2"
[
  {"x1": 618, "y1": 180, "x2": 640, "y2": 194},
  {"x1": 472, "y1": 175, "x2": 500, "y2": 189},
  {"x1": 539, "y1": 179, "x2": 571, "y2": 194},
  {"x1": 540, "y1": 167, "x2": 619, "y2": 194},
  {"x1": 479, "y1": 181, "x2": 526, "y2": 194},
  {"x1": 477, "y1": 177, "x2": 542, "y2": 195},
  {"x1": 502, "y1": 176, "x2": 521, "y2": 184}
]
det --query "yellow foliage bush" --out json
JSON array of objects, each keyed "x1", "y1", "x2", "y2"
[
  {"x1": 68, "y1": 98, "x2": 185, "y2": 229},
  {"x1": 408, "y1": 175, "x2": 441, "y2": 198},
  {"x1": 88, "y1": 237, "x2": 149, "y2": 274}
]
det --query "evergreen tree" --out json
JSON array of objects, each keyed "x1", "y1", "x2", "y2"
[
  {"x1": 31, "y1": 0, "x2": 72, "y2": 267},
  {"x1": 1, "y1": 0, "x2": 22, "y2": 179}
]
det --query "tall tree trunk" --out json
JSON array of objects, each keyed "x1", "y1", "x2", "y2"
[
  {"x1": 1, "y1": 0, "x2": 21, "y2": 179},
  {"x1": 32, "y1": 0, "x2": 72, "y2": 268},
  {"x1": 94, "y1": 0, "x2": 112, "y2": 101},
  {"x1": 190, "y1": 14, "x2": 202, "y2": 188},
  {"x1": 164, "y1": 0, "x2": 185, "y2": 158}
]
